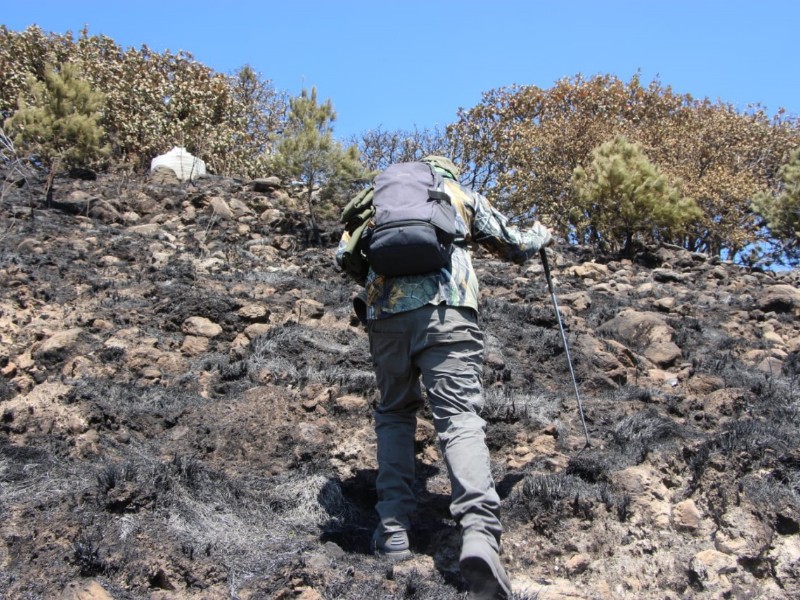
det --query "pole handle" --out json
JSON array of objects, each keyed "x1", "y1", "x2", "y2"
[
  {"x1": 539, "y1": 247, "x2": 591, "y2": 448},
  {"x1": 540, "y1": 247, "x2": 553, "y2": 291}
]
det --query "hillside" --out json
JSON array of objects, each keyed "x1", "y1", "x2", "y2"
[{"x1": 1, "y1": 167, "x2": 799, "y2": 600}]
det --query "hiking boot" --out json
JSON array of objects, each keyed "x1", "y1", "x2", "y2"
[
  {"x1": 459, "y1": 536, "x2": 511, "y2": 600},
  {"x1": 371, "y1": 528, "x2": 412, "y2": 560}
]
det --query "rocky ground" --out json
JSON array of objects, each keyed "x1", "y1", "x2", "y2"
[{"x1": 0, "y1": 166, "x2": 799, "y2": 600}]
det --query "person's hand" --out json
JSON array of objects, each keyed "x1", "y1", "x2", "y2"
[{"x1": 534, "y1": 221, "x2": 555, "y2": 246}]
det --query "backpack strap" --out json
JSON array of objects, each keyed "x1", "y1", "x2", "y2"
[
  {"x1": 427, "y1": 165, "x2": 468, "y2": 246},
  {"x1": 425, "y1": 162, "x2": 451, "y2": 204}
]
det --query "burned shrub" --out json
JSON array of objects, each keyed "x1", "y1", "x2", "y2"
[
  {"x1": 481, "y1": 387, "x2": 561, "y2": 426},
  {"x1": 218, "y1": 358, "x2": 248, "y2": 382},
  {"x1": 612, "y1": 490, "x2": 633, "y2": 522},
  {"x1": 611, "y1": 407, "x2": 687, "y2": 460},
  {"x1": 263, "y1": 472, "x2": 354, "y2": 532},
  {"x1": 739, "y1": 473, "x2": 800, "y2": 526},
  {"x1": 244, "y1": 322, "x2": 375, "y2": 393},
  {"x1": 668, "y1": 315, "x2": 703, "y2": 349},
  {"x1": 518, "y1": 472, "x2": 587, "y2": 510},
  {"x1": 508, "y1": 469, "x2": 634, "y2": 528},
  {"x1": 508, "y1": 472, "x2": 604, "y2": 531},
  {"x1": 715, "y1": 419, "x2": 794, "y2": 456},
  {"x1": 585, "y1": 293, "x2": 632, "y2": 329},
  {"x1": 67, "y1": 380, "x2": 209, "y2": 436},
  {"x1": 155, "y1": 286, "x2": 238, "y2": 334},
  {"x1": 96, "y1": 461, "x2": 137, "y2": 495},
  {"x1": 689, "y1": 418, "x2": 800, "y2": 507},
  {"x1": 98, "y1": 345, "x2": 125, "y2": 365},
  {"x1": 395, "y1": 568, "x2": 463, "y2": 600},
  {"x1": 94, "y1": 460, "x2": 158, "y2": 513},
  {"x1": 566, "y1": 450, "x2": 615, "y2": 483},
  {"x1": 523, "y1": 327, "x2": 565, "y2": 363},
  {"x1": 0, "y1": 382, "x2": 12, "y2": 405},
  {"x1": 72, "y1": 533, "x2": 112, "y2": 577},
  {"x1": 784, "y1": 351, "x2": 800, "y2": 377}
]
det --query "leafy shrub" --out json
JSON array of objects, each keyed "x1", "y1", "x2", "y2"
[
  {"x1": 5, "y1": 63, "x2": 109, "y2": 199},
  {"x1": 1, "y1": 26, "x2": 288, "y2": 177},
  {"x1": 572, "y1": 135, "x2": 701, "y2": 255}
]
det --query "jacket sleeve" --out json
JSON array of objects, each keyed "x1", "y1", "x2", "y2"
[{"x1": 470, "y1": 192, "x2": 551, "y2": 263}]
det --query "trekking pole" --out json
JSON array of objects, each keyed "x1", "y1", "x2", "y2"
[{"x1": 539, "y1": 248, "x2": 591, "y2": 448}]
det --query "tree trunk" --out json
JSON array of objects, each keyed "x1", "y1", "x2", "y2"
[
  {"x1": 305, "y1": 181, "x2": 321, "y2": 245},
  {"x1": 44, "y1": 157, "x2": 61, "y2": 209}
]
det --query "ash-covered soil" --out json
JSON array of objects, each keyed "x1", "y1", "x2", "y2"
[{"x1": 1, "y1": 168, "x2": 799, "y2": 599}]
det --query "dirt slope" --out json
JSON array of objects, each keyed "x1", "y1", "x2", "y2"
[{"x1": 1, "y1": 169, "x2": 798, "y2": 599}]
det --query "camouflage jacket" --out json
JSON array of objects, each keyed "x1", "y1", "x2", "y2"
[{"x1": 335, "y1": 178, "x2": 551, "y2": 320}]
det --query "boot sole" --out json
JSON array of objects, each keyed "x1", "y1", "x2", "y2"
[
  {"x1": 460, "y1": 552, "x2": 511, "y2": 599},
  {"x1": 374, "y1": 548, "x2": 413, "y2": 561}
]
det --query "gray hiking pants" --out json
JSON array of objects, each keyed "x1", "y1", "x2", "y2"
[{"x1": 367, "y1": 304, "x2": 502, "y2": 550}]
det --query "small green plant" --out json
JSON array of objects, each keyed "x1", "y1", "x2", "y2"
[
  {"x1": 572, "y1": 135, "x2": 702, "y2": 255},
  {"x1": 268, "y1": 87, "x2": 366, "y2": 243},
  {"x1": 5, "y1": 63, "x2": 109, "y2": 203},
  {"x1": 752, "y1": 148, "x2": 800, "y2": 266}
]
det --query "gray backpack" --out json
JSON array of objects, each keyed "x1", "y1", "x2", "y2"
[{"x1": 364, "y1": 161, "x2": 457, "y2": 277}]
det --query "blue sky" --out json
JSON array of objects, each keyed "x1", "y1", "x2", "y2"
[{"x1": 4, "y1": 1, "x2": 798, "y2": 141}]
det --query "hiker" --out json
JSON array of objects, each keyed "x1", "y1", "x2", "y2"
[{"x1": 335, "y1": 156, "x2": 552, "y2": 600}]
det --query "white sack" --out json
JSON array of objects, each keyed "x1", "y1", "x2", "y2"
[{"x1": 150, "y1": 146, "x2": 206, "y2": 181}]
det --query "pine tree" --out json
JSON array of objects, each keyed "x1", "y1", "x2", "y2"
[
  {"x1": 752, "y1": 148, "x2": 800, "y2": 265},
  {"x1": 5, "y1": 63, "x2": 109, "y2": 203},
  {"x1": 572, "y1": 135, "x2": 701, "y2": 255},
  {"x1": 269, "y1": 87, "x2": 364, "y2": 243}
]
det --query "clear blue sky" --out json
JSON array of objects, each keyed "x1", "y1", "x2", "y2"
[{"x1": 4, "y1": 1, "x2": 798, "y2": 140}]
